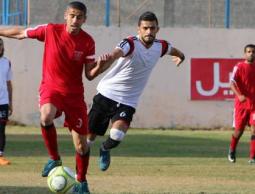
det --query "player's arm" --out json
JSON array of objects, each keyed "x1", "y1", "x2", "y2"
[
  {"x1": 97, "y1": 48, "x2": 124, "y2": 74},
  {"x1": 7, "y1": 80, "x2": 13, "y2": 115},
  {"x1": 169, "y1": 47, "x2": 185, "y2": 67},
  {"x1": 230, "y1": 81, "x2": 246, "y2": 102},
  {"x1": 85, "y1": 48, "x2": 124, "y2": 80},
  {"x1": 0, "y1": 27, "x2": 26, "y2": 40}
]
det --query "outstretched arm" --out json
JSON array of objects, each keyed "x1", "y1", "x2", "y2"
[
  {"x1": 0, "y1": 27, "x2": 27, "y2": 40},
  {"x1": 169, "y1": 47, "x2": 185, "y2": 67},
  {"x1": 85, "y1": 48, "x2": 124, "y2": 80},
  {"x1": 97, "y1": 48, "x2": 124, "y2": 74}
]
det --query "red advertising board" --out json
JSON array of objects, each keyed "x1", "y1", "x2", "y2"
[{"x1": 191, "y1": 58, "x2": 243, "y2": 100}]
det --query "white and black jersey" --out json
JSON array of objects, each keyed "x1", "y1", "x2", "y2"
[
  {"x1": 0, "y1": 57, "x2": 12, "y2": 105},
  {"x1": 97, "y1": 35, "x2": 172, "y2": 108}
]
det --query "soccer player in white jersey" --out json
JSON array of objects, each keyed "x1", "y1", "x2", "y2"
[
  {"x1": 0, "y1": 38, "x2": 13, "y2": 165},
  {"x1": 88, "y1": 11, "x2": 185, "y2": 171}
]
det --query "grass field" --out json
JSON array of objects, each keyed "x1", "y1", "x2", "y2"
[{"x1": 0, "y1": 126, "x2": 254, "y2": 194}]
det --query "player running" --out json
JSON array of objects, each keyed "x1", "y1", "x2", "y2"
[
  {"x1": 228, "y1": 44, "x2": 255, "y2": 164},
  {"x1": 0, "y1": 2, "x2": 108, "y2": 193},
  {"x1": 87, "y1": 11, "x2": 185, "y2": 171}
]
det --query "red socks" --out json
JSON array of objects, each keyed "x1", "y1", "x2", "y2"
[
  {"x1": 41, "y1": 124, "x2": 60, "y2": 160},
  {"x1": 230, "y1": 135, "x2": 239, "y2": 152},
  {"x1": 250, "y1": 135, "x2": 255, "y2": 159},
  {"x1": 41, "y1": 123, "x2": 90, "y2": 181},
  {"x1": 76, "y1": 151, "x2": 90, "y2": 182}
]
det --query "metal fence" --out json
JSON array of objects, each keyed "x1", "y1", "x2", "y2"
[
  {"x1": 0, "y1": 0, "x2": 255, "y2": 28},
  {"x1": 0, "y1": 0, "x2": 28, "y2": 25}
]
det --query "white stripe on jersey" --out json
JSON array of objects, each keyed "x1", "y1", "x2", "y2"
[
  {"x1": 230, "y1": 65, "x2": 238, "y2": 83},
  {"x1": 86, "y1": 55, "x2": 95, "y2": 59},
  {"x1": 117, "y1": 40, "x2": 131, "y2": 56}
]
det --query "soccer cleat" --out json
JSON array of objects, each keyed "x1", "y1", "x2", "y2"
[
  {"x1": 0, "y1": 156, "x2": 11, "y2": 165},
  {"x1": 72, "y1": 181, "x2": 90, "y2": 194},
  {"x1": 41, "y1": 158, "x2": 62, "y2": 177},
  {"x1": 248, "y1": 158, "x2": 255, "y2": 164},
  {"x1": 99, "y1": 148, "x2": 111, "y2": 171},
  {"x1": 228, "y1": 150, "x2": 236, "y2": 163}
]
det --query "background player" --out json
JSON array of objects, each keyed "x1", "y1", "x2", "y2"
[
  {"x1": 0, "y1": 38, "x2": 12, "y2": 166},
  {"x1": 87, "y1": 11, "x2": 185, "y2": 171},
  {"x1": 228, "y1": 44, "x2": 255, "y2": 164}
]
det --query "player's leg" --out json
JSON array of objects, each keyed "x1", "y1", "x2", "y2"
[
  {"x1": 71, "y1": 130, "x2": 90, "y2": 193},
  {"x1": 228, "y1": 129, "x2": 244, "y2": 163},
  {"x1": 64, "y1": 96, "x2": 91, "y2": 193},
  {"x1": 0, "y1": 104, "x2": 10, "y2": 165},
  {"x1": 87, "y1": 93, "x2": 112, "y2": 147},
  {"x1": 248, "y1": 125, "x2": 255, "y2": 164},
  {"x1": 248, "y1": 112, "x2": 255, "y2": 164},
  {"x1": 99, "y1": 120, "x2": 128, "y2": 171},
  {"x1": 88, "y1": 105, "x2": 110, "y2": 171},
  {"x1": 99, "y1": 104, "x2": 135, "y2": 171},
  {"x1": 40, "y1": 103, "x2": 62, "y2": 177},
  {"x1": 228, "y1": 108, "x2": 247, "y2": 163}
]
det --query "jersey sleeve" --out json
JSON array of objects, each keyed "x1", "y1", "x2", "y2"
[
  {"x1": 116, "y1": 39, "x2": 131, "y2": 56},
  {"x1": 165, "y1": 41, "x2": 173, "y2": 55},
  {"x1": 231, "y1": 65, "x2": 239, "y2": 83},
  {"x1": 84, "y1": 39, "x2": 95, "y2": 64},
  {"x1": 25, "y1": 24, "x2": 48, "y2": 42}
]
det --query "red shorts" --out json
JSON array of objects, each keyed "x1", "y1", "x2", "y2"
[
  {"x1": 39, "y1": 88, "x2": 88, "y2": 135},
  {"x1": 233, "y1": 107, "x2": 255, "y2": 130}
]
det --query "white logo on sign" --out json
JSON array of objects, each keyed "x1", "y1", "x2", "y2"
[{"x1": 196, "y1": 62, "x2": 233, "y2": 96}]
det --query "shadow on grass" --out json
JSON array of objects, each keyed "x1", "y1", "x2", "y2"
[
  {"x1": 6, "y1": 133, "x2": 249, "y2": 158},
  {"x1": 0, "y1": 186, "x2": 52, "y2": 194}
]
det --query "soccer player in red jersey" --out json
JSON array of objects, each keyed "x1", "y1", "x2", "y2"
[
  {"x1": 0, "y1": 2, "x2": 107, "y2": 193},
  {"x1": 228, "y1": 44, "x2": 255, "y2": 164}
]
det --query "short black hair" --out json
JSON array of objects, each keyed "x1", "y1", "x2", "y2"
[
  {"x1": 244, "y1": 44, "x2": 255, "y2": 52},
  {"x1": 68, "y1": 1, "x2": 87, "y2": 16},
  {"x1": 138, "y1": 11, "x2": 158, "y2": 26}
]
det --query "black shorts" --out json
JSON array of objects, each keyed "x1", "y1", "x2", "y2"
[
  {"x1": 88, "y1": 93, "x2": 136, "y2": 136},
  {"x1": 0, "y1": 104, "x2": 9, "y2": 124}
]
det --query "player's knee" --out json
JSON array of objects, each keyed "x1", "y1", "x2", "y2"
[
  {"x1": 40, "y1": 114, "x2": 54, "y2": 126},
  {"x1": 75, "y1": 142, "x2": 89, "y2": 156},
  {"x1": 110, "y1": 128, "x2": 125, "y2": 141},
  {"x1": 103, "y1": 128, "x2": 125, "y2": 150}
]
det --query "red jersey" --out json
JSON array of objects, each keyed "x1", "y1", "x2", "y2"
[
  {"x1": 25, "y1": 23, "x2": 95, "y2": 95},
  {"x1": 231, "y1": 61, "x2": 255, "y2": 109}
]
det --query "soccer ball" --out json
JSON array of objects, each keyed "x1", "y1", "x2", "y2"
[{"x1": 47, "y1": 166, "x2": 76, "y2": 194}]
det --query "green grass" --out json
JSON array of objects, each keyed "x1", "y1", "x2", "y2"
[{"x1": 0, "y1": 126, "x2": 254, "y2": 194}]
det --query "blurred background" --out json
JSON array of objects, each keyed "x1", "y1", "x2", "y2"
[
  {"x1": 1, "y1": 0, "x2": 255, "y2": 128},
  {"x1": 1, "y1": 0, "x2": 255, "y2": 29}
]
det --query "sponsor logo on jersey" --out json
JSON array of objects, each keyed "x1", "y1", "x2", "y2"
[{"x1": 73, "y1": 51, "x2": 84, "y2": 61}]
